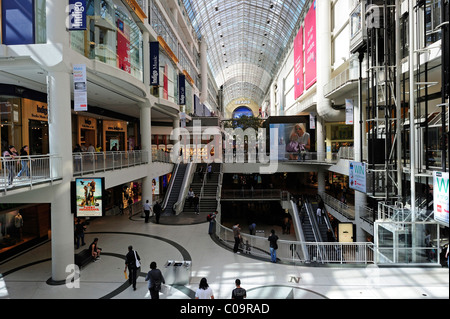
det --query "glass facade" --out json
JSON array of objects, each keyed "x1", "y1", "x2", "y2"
[{"x1": 70, "y1": 0, "x2": 143, "y2": 81}]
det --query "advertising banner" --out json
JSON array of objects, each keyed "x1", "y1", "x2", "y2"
[
  {"x1": 75, "y1": 178, "x2": 105, "y2": 217},
  {"x1": 179, "y1": 74, "x2": 186, "y2": 105},
  {"x1": 349, "y1": 161, "x2": 366, "y2": 193},
  {"x1": 346, "y1": 99, "x2": 354, "y2": 125},
  {"x1": 304, "y1": 1, "x2": 317, "y2": 89},
  {"x1": 117, "y1": 19, "x2": 131, "y2": 73},
  {"x1": 68, "y1": 0, "x2": 87, "y2": 31},
  {"x1": 150, "y1": 42, "x2": 160, "y2": 86},
  {"x1": 433, "y1": 171, "x2": 449, "y2": 226},
  {"x1": 294, "y1": 27, "x2": 304, "y2": 99},
  {"x1": 73, "y1": 64, "x2": 87, "y2": 112}
]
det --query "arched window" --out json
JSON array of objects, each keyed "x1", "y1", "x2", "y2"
[{"x1": 232, "y1": 106, "x2": 254, "y2": 118}]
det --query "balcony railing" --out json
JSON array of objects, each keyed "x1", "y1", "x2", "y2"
[
  {"x1": 73, "y1": 151, "x2": 149, "y2": 176},
  {"x1": 0, "y1": 155, "x2": 62, "y2": 192}
]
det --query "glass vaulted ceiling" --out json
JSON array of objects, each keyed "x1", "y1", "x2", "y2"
[{"x1": 183, "y1": 0, "x2": 307, "y2": 108}]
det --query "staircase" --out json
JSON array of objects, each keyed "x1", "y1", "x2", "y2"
[{"x1": 182, "y1": 163, "x2": 220, "y2": 214}]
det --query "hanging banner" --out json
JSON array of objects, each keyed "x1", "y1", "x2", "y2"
[
  {"x1": 179, "y1": 74, "x2": 186, "y2": 105},
  {"x1": 116, "y1": 19, "x2": 131, "y2": 73},
  {"x1": 345, "y1": 99, "x2": 354, "y2": 125},
  {"x1": 294, "y1": 26, "x2": 304, "y2": 99},
  {"x1": 68, "y1": 0, "x2": 87, "y2": 31},
  {"x1": 309, "y1": 112, "x2": 316, "y2": 129},
  {"x1": 304, "y1": 1, "x2": 317, "y2": 90},
  {"x1": 73, "y1": 64, "x2": 87, "y2": 112},
  {"x1": 150, "y1": 42, "x2": 160, "y2": 86},
  {"x1": 433, "y1": 171, "x2": 449, "y2": 226},
  {"x1": 349, "y1": 161, "x2": 366, "y2": 193}
]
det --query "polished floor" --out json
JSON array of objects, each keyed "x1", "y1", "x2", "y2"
[{"x1": 0, "y1": 211, "x2": 448, "y2": 300}]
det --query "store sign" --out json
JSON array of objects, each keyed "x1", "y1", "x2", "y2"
[
  {"x1": 433, "y1": 171, "x2": 449, "y2": 226},
  {"x1": 68, "y1": 0, "x2": 86, "y2": 31},
  {"x1": 179, "y1": 74, "x2": 186, "y2": 105},
  {"x1": 349, "y1": 161, "x2": 366, "y2": 193},
  {"x1": 304, "y1": 1, "x2": 317, "y2": 89},
  {"x1": 73, "y1": 64, "x2": 87, "y2": 111},
  {"x1": 150, "y1": 42, "x2": 160, "y2": 86},
  {"x1": 74, "y1": 178, "x2": 105, "y2": 217}
]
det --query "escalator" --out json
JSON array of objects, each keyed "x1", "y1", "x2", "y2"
[{"x1": 162, "y1": 163, "x2": 188, "y2": 214}]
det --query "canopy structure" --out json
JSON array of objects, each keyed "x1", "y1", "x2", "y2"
[{"x1": 183, "y1": 0, "x2": 307, "y2": 108}]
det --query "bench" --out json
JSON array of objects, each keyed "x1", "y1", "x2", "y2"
[{"x1": 75, "y1": 249, "x2": 94, "y2": 269}]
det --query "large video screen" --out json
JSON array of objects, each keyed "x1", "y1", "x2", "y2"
[
  {"x1": 265, "y1": 116, "x2": 314, "y2": 161},
  {"x1": 74, "y1": 177, "x2": 105, "y2": 217}
]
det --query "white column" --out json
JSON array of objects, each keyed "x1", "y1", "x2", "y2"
[
  {"x1": 46, "y1": 0, "x2": 73, "y2": 283},
  {"x1": 140, "y1": 103, "x2": 153, "y2": 206},
  {"x1": 200, "y1": 39, "x2": 208, "y2": 104},
  {"x1": 316, "y1": 115, "x2": 325, "y2": 162},
  {"x1": 48, "y1": 71, "x2": 74, "y2": 283}
]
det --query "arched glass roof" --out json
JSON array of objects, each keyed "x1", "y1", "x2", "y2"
[{"x1": 182, "y1": 0, "x2": 307, "y2": 108}]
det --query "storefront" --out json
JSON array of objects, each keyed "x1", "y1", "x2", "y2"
[
  {"x1": 0, "y1": 204, "x2": 51, "y2": 261},
  {"x1": 103, "y1": 120, "x2": 127, "y2": 151},
  {"x1": 77, "y1": 115, "x2": 98, "y2": 150}
]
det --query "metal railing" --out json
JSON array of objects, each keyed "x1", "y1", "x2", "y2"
[
  {"x1": 216, "y1": 223, "x2": 374, "y2": 264},
  {"x1": 73, "y1": 151, "x2": 149, "y2": 176},
  {"x1": 1, "y1": 155, "x2": 62, "y2": 192}
]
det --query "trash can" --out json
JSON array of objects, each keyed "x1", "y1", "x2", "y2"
[{"x1": 163, "y1": 260, "x2": 192, "y2": 285}]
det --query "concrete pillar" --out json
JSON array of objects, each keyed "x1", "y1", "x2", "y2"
[
  {"x1": 200, "y1": 39, "x2": 208, "y2": 104},
  {"x1": 45, "y1": 0, "x2": 74, "y2": 284},
  {"x1": 140, "y1": 103, "x2": 153, "y2": 206}
]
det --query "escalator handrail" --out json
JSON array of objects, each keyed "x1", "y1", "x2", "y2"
[{"x1": 162, "y1": 163, "x2": 179, "y2": 211}]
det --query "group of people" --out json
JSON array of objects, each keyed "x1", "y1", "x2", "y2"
[
  {"x1": 2, "y1": 145, "x2": 30, "y2": 186},
  {"x1": 194, "y1": 277, "x2": 247, "y2": 299},
  {"x1": 232, "y1": 223, "x2": 280, "y2": 263},
  {"x1": 143, "y1": 199, "x2": 162, "y2": 223}
]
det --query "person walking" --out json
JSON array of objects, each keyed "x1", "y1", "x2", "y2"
[
  {"x1": 231, "y1": 279, "x2": 247, "y2": 299},
  {"x1": 195, "y1": 278, "x2": 214, "y2": 299},
  {"x1": 233, "y1": 223, "x2": 241, "y2": 253},
  {"x1": 124, "y1": 245, "x2": 141, "y2": 291},
  {"x1": 3, "y1": 145, "x2": 18, "y2": 186},
  {"x1": 187, "y1": 188, "x2": 195, "y2": 208},
  {"x1": 268, "y1": 229, "x2": 279, "y2": 263},
  {"x1": 143, "y1": 200, "x2": 151, "y2": 223},
  {"x1": 74, "y1": 218, "x2": 86, "y2": 249},
  {"x1": 193, "y1": 194, "x2": 200, "y2": 215},
  {"x1": 145, "y1": 261, "x2": 165, "y2": 299},
  {"x1": 153, "y1": 200, "x2": 162, "y2": 223},
  {"x1": 17, "y1": 145, "x2": 30, "y2": 178}
]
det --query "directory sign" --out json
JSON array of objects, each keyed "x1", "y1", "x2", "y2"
[{"x1": 349, "y1": 161, "x2": 366, "y2": 193}]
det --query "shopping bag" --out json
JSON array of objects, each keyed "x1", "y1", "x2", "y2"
[{"x1": 124, "y1": 271, "x2": 128, "y2": 280}]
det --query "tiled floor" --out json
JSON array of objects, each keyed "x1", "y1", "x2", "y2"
[{"x1": 0, "y1": 212, "x2": 448, "y2": 300}]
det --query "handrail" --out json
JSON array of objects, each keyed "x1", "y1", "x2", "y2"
[
  {"x1": 173, "y1": 162, "x2": 196, "y2": 215},
  {"x1": 161, "y1": 162, "x2": 180, "y2": 211},
  {"x1": 289, "y1": 200, "x2": 309, "y2": 261},
  {"x1": 1, "y1": 154, "x2": 63, "y2": 192}
]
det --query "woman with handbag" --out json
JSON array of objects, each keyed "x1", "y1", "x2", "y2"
[{"x1": 125, "y1": 245, "x2": 141, "y2": 291}]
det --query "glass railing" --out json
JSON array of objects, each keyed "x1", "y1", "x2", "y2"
[
  {"x1": 73, "y1": 151, "x2": 149, "y2": 176},
  {"x1": 1, "y1": 155, "x2": 62, "y2": 192}
]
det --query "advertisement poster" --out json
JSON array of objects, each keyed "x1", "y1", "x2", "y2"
[
  {"x1": 152, "y1": 177, "x2": 160, "y2": 195},
  {"x1": 294, "y1": 26, "x2": 304, "y2": 99},
  {"x1": 73, "y1": 64, "x2": 87, "y2": 111},
  {"x1": 75, "y1": 178, "x2": 104, "y2": 217},
  {"x1": 304, "y1": 1, "x2": 317, "y2": 89},
  {"x1": 349, "y1": 161, "x2": 366, "y2": 193},
  {"x1": 433, "y1": 171, "x2": 449, "y2": 225},
  {"x1": 117, "y1": 19, "x2": 131, "y2": 73},
  {"x1": 346, "y1": 99, "x2": 354, "y2": 125}
]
